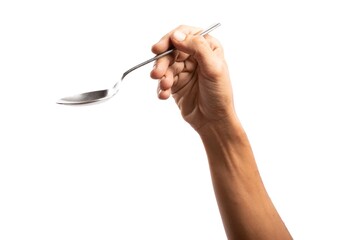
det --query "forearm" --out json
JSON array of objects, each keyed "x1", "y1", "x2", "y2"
[{"x1": 198, "y1": 116, "x2": 292, "y2": 240}]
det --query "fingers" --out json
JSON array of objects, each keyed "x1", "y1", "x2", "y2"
[
  {"x1": 156, "y1": 62, "x2": 182, "y2": 100},
  {"x1": 150, "y1": 55, "x2": 171, "y2": 79},
  {"x1": 151, "y1": 25, "x2": 223, "y2": 78},
  {"x1": 170, "y1": 32, "x2": 222, "y2": 74},
  {"x1": 157, "y1": 83, "x2": 171, "y2": 100},
  {"x1": 151, "y1": 55, "x2": 175, "y2": 100},
  {"x1": 150, "y1": 25, "x2": 201, "y2": 80},
  {"x1": 157, "y1": 74, "x2": 173, "y2": 100},
  {"x1": 150, "y1": 24, "x2": 224, "y2": 99}
]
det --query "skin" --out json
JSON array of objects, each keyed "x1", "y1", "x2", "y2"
[{"x1": 150, "y1": 25, "x2": 292, "y2": 240}]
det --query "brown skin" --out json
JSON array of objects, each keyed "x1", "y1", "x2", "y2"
[{"x1": 150, "y1": 25, "x2": 292, "y2": 240}]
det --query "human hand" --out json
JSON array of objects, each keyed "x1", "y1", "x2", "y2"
[{"x1": 150, "y1": 25, "x2": 236, "y2": 131}]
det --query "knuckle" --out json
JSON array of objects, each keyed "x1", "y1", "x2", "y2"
[{"x1": 192, "y1": 35, "x2": 207, "y2": 45}]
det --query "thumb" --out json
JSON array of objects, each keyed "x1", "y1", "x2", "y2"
[{"x1": 170, "y1": 30, "x2": 214, "y2": 66}]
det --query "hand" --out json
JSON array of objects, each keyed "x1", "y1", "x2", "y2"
[
  {"x1": 150, "y1": 25, "x2": 236, "y2": 131},
  {"x1": 151, "y1": 25, "x2": 293, "y2": 240}
]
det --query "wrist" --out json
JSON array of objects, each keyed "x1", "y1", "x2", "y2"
[{"x1": 197, "y1": 114, "x2": 247, "y2": 142}]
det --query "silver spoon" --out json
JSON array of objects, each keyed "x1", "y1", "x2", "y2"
[{"x1": 56, "y1": 23, "x2": 221, "y2": 105}]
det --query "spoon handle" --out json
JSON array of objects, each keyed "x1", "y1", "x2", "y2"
[{"x1": 120, "y1": 23, "x2": 221, "y2": 81}]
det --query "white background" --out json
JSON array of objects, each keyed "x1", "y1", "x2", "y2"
[{"x1": 1, "y1": 0, "x2": 359, "y2": 239}]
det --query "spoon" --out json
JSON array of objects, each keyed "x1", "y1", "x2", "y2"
[{"x1": 56, "y1": 23, "x2": 221, "y2": 105}]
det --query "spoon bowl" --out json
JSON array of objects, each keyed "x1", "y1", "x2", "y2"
[
  {"x1": 57, "y1": 23, "x2": 221, "y2": 105},
  {"x1": 57, "y1": 89, "x2": 115, "y2": 105}
]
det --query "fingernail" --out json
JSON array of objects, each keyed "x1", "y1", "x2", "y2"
[{"x1": 173, "y1": 31, "x2": 186, "y2": 42}]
